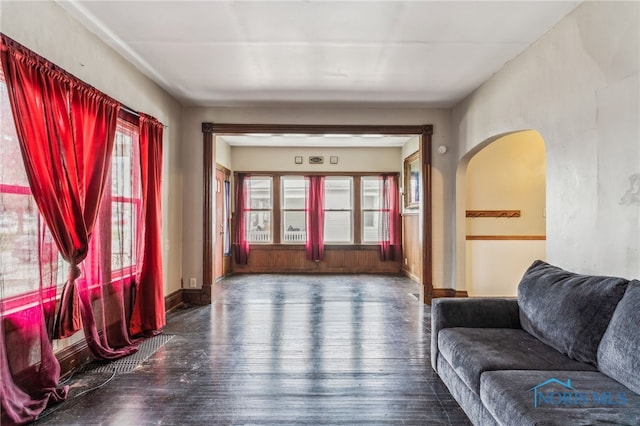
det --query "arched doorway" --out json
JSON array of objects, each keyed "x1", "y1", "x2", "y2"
[{"x1": 456, "y1": 130, "x2": 546, "y2": 296}]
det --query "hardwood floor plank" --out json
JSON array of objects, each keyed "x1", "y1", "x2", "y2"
[{"x1": 34, "y1": 274, "x2": 470, "y2": 425}]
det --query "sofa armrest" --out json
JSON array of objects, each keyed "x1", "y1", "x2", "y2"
[{"x1": 430, "y1": 298, "x2": 521, "y2": 372}]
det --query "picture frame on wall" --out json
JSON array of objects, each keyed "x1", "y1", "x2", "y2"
[{"x1": 404, "y1": 151, "x2": 420, "y2": 209}]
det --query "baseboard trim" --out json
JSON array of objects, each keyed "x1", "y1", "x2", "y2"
[
  {"x1": 402, "y1": 269, "x2": 420, "y2": 284},
  {"x1": 432, "y1": 288, "x2": 468, "y2": 298},
  {"x1": 57, "y1": 339, "x2": 93, "y2": 379},
  {"x1": 165, "y1": 289, "x2": 185, "y2": 312},
  {"x1": 182, "y1": 288, "x2": 210, "y2": 305}
]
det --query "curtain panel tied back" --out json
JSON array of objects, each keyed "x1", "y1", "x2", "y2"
[{"x1": 0, "y1": 34, "x2": 158, "y2": 424}]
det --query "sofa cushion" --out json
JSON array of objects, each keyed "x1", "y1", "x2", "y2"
[
  {"x1": 597, "y1": 280, "x2": 640, "y2": 394},
  {"x1": 436, "y1": 353, "x2": 500, "y2": 426},
  {"x1": 518, "y1": 260, "x2": 629, "y2": 365},
  {"x1": 438, "y1": 328, "x2": 596, "y2": 395},
  {"x1": 481, "y1": 370, "x2": 640, "y2": 426}
]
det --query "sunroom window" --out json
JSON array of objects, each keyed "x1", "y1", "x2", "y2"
[
  {"x1": 245, "y1": 176, "x2": 272, "y2": 243},
  {"x1": 281, "y1": 176, "x2": 307, "y2": 243},
  {"x1": 324, "y1": 177, "x2": 353, "y2": 243}
]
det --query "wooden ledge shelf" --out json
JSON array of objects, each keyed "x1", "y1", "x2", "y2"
[{"x1": 466, "y1": 210, "x2": 521, "y2": 218}]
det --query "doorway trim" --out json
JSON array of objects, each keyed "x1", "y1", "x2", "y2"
[{"x1": 201, "y1": 123, "x2": 434, "y2": 303}]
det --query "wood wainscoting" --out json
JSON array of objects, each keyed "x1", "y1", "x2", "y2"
[
  {"x1": 231, "y1": 245, "x2": 402, "y2": 274},
  {"x1": 401, "y1": 213, "x2": 421, "y2": 282}
]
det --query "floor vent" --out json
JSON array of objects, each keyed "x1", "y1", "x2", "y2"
[{"x1": 83, "y1": 333, "x2": 174, "y2": 373}]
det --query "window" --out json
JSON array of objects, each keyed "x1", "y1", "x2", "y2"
[
  {"x1": 0, "y1": 68, "x2": 64, "y2": 299},
  {"x1": 109, "y1": 118, "x2": 141, "y2": 276},
  {"x1": 361, "y1": 176, "x2": 383, "y2": 243},
  {"x1": 245, "y1": 176, "x2": 272, "y2": 243},
  {"x1": 324, "y1": 177, "x2": 353, "y2": 243},
  {"x1": 235, "y1": 173, "x2": 398, "y2": 249},
  {"x1": 0, "y1": 66, "x2": 142, "y2": 301},
  {"x1": 281, "y1": 176, "x2": 307, "y2": 243}
]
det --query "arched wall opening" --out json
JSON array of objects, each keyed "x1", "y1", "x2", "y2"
[{"x1": 455, "y1": 130, "x2": 547, "y2": 296}]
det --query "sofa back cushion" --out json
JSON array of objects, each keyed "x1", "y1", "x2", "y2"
[
  {"x1": 597, "y1": 280, "x2": 640, "y2": 393},
  {"x1": 518, "y1": 260, "x2": 628, "y2": 365}
]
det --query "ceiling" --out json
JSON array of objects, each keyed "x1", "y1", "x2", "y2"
[{"x1": 58, "y1": 0, "x2": 581, "y2": 109}]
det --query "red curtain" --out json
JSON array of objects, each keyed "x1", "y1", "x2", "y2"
[
  {"x1": 233, "y1": 173, "x2": 249, "y2": 264},
  {"x1": 380, "y1": 174, "x2": 400, "y2": 261},
  {"x1": 0, "y1": 34, "x2": 148, "y2": 423},
  {"x1": 79, "y1": 208, "x2": 138, "y2": 359},
  {"x1": 129, "y1": 114, "x2": 165, "y2": 336},
  {"x1": 1, "y1": 295, "x2": 67, "y2": 426},
  {"x1": 1, "y1": 35, "x2": 119, "y2": 338},
  {"x1": 305, "y1": 176, "x2": 325, "y2": 261}
]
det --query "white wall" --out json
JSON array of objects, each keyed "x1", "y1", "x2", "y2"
[
  {"x1": 466, "y1": 130, "x2": 546, "y2": 236},
  {"x1": 466, "y1": 240, "x2": 546, "y2": 297},
  {"x1": 1, "y1": 1, "x2": 184, "y2": 298},
  {"x1": 464, "y1": 131, "x2": 546, "y2": 296},
  {"x1": 231, "y1": 146, "x2": 401, "y2": 173},
  {"x1": 452, "y1": 1, "x2": 640, "y2": 288},
  {"x1": 215, "y1": 137, "x2": 232, "y2": 170},
  {"x1": 181, "y1": 106, "x2": 452, "y2": 289}
]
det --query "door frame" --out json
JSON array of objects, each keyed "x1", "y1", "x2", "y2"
[
  {"x1": 201, "y1": 123, "x2": 434, "y2": 303},
  {"x1": 214, "y1": 164, "x2": 231, "y2": 281}
]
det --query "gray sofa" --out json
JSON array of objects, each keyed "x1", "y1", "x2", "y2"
[{"x1": 431, "y1": 260, "x2": 640, "y2": 425}]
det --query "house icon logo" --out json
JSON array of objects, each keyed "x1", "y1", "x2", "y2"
[
  {"x1": 528, "y1": 377, "x2": 628, "y2": 408},
  {"x1": 529, "y1": 378, "x2": 575, "y2": 408}
]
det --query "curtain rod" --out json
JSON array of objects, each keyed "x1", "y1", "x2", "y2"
[
  {"x1": 121, "y1": 104, "x2": 139, "y2": 118},
  {"x1": 1, "y1": 34, "x2": 168, "y2": 130},
  {"x1": 121, "y1": 104, "x2": 168, "y2": 129}
]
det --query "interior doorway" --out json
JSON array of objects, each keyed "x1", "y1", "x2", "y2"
[
  {"x1": 201, "y1": 123, "x2": 435, "y2": 303},
  {"x1": 457, "y1": 130, "x2": 546, "y2": 296},
  {"x1": 215, "y1": 165, "x2": 231, "y2": 281}
]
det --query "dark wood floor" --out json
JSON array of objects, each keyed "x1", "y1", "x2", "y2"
[{"x1": 34, "y1": 274, "x2": 471, "y2": 425}]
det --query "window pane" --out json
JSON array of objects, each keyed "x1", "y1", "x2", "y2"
[
  {"x1": 324, "y1": 178, "x2": 352, "y2": 209},
  {"x1": 1, "y1": 71, "x2": 64, "y2": 298},
  {"x1": 324, "y1": 178, "x2": 352, "y2": 243},
  {"x1": 112, "y1": 132, "x2": 135, "y2": 198},
  {"x1": 324, "y1": 211, "x2": 352, "y2": 243},
  {"x1": 245, "y1": 176, "x2": 272, "y2": 243},
  {"x1": 362, "y1": 211, "x2": 379, "y2": 243},
  {"x1": 112, "y1": 201, "x2": 136, "y2": 270},
  {"x1": 282, "y1": 177, "x2": 306, "y2": 209},
  {"x1": 247, "y1": 177, "x2": 272, "y2": 209},
  {"x1": 362, "y1": 178, "x2": 382, "y2": 209},
  {"x1": 0, "y1": 196, "x2": 41, "y2": 297},
  {"x1": 246, "y1": 211, "x2": 271, "y2": 243},
  {"x1": 110, "y1": 121, "x2": 140, "y2": 275},
  {"x1": 282, "y1": 211, "x2": 306, "y2": 243}
]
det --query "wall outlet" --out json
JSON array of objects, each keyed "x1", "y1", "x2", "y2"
[
  {"x1": 404, "y1": 258, "x2": 408, "y2": 265},
  {"x1": 189, "y1": 278, "x2": 197, "y2": 288}
]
